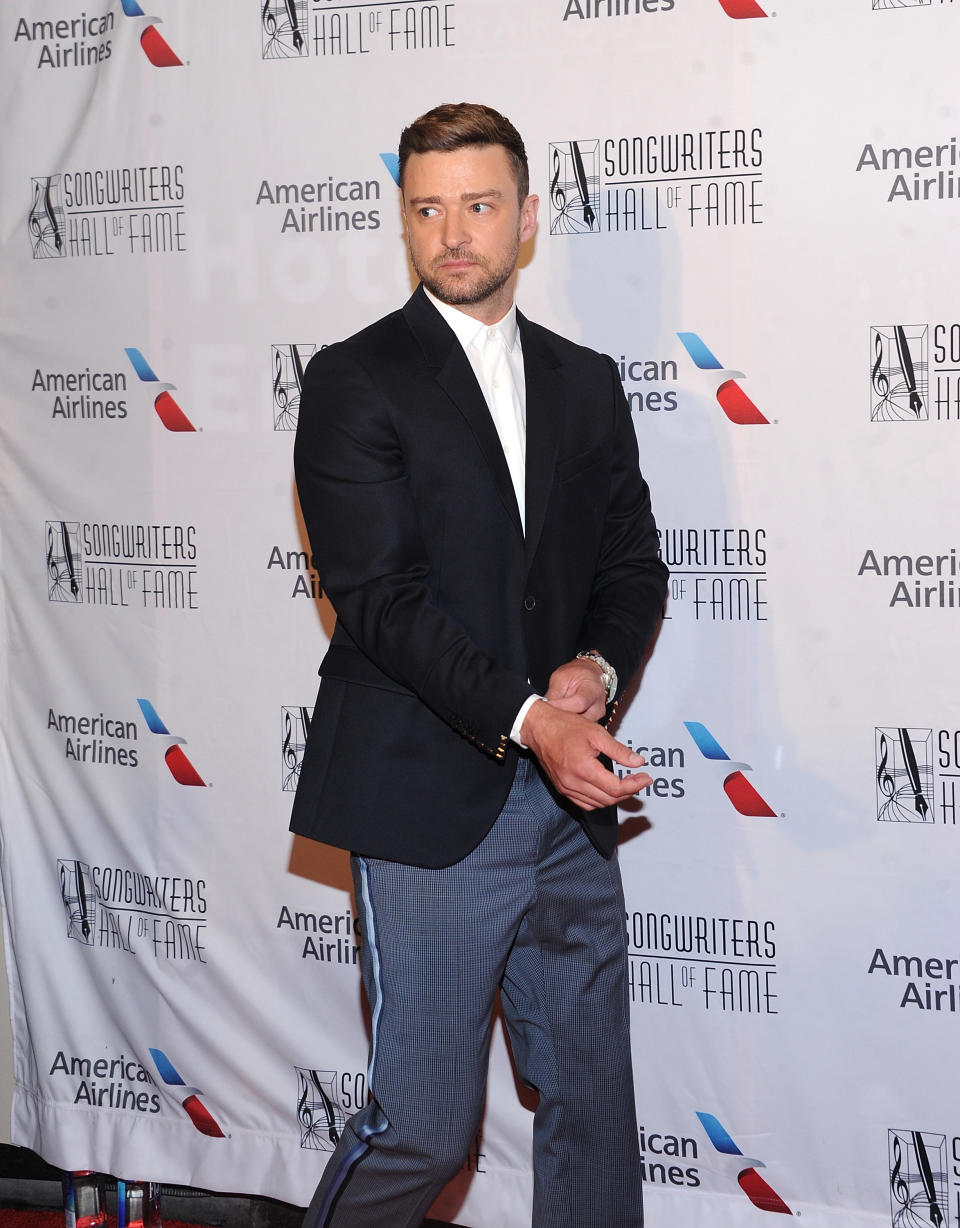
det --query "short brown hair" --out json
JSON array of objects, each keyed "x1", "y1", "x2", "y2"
[{"x1": 398, "y1": 103, "x2": 529, "y2": 201}]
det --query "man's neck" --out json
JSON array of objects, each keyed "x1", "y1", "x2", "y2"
[{"x1": 423, "y1": 282, "x2": 517, "y2": 328}]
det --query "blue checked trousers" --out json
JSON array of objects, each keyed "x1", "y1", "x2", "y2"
[{"x1": 302, "y1": 757, "x2": 643, "y2": 1228}]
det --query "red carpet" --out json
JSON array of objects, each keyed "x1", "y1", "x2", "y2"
[{"x1": 1, "y1": 1215, "x2": 206, "y2": 1228}]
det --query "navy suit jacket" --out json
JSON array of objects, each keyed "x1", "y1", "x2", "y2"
[{"x1": 290, "y1": 285, "x2": 667, "y2": 867}]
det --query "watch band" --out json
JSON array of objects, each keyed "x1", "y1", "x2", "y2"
[{"x1": 576, "y1": 650, "x2": 617, "y2": 705}]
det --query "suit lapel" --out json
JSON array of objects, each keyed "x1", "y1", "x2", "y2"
[
  {"x1": 518, "y1": 313, "x2": 561, "y2": 569},
  {"x1": 403, "y1": 287, "x2": 523, "y2": 537},
  {"x1": 401, "y1": 288, "x2": 564, "y2": 562}
]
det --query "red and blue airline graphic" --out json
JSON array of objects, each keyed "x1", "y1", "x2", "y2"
[
  {"x1": 137, "y1": 699, "x2": 206, "y2": 786},
  {"x1": 380, "y1": 153, "x2": 401, "y2": 186},
  {"x1": 124, "y1": 348, "x2": 196, "y2": 432},
  {"x1": 120, "y1": 1, "x2": 183, "y2": 66},
  {"x1": 717, "y1": 0, "x2": 769, "y2": 17},
  {"x1": 697, "y1": 1112, "x2": 792, "y2": 1214},
  {"x1": 677, "y1": 333, "x2": 768, "y2": 425},
  {"x1": 684, "y1": 721, "x2": 776, "y2": 817},
  {"x1": 149, "y1": 1048, "x2": 224, "y2": 1138}
]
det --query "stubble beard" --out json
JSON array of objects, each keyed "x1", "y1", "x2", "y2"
[{"x1": 412, "y1": 239, "x2": 520, "y2": 309}]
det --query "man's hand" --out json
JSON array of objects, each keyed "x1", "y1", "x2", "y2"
[
  {"x1": 544, "y1": 658, "x2": 608, "y2": 722},
  {"x1": 520, "y1": 699, "x2": 650, "y2": 811}
]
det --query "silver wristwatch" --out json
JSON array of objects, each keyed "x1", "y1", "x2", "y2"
[{"x1": 576, "y1": 650, "x2": 617, "y2": 705}]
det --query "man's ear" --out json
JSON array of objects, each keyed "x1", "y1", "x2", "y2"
[{"x1": 520, "y1": 194, "x2": 539, "y2": 244}]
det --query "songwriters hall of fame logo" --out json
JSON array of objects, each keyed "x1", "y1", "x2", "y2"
[
  {"x1": 871, "y1": 326, "x2": 928, "y2": 421},
  {"x1": 59, "y1": 855, "x2": 209, "y2": 961},
  {"x1": 45, "y1": 519, "x2": 198, "y2": 610},
  {"x1": 296, "y1": 1068, "x2": 346, "y2": 1150},
  {"x1": 273, "y1": 345, "x2": 317, "y2": 430},
  {"x1": 888, "y1": 1131, "x2": 948, "y2": 1227},
  {"x1": 29, "y1": 168, "x2": 186, "y2": 260},
  {"x1": 876, "y1": 728, "x2": 934, "y2": 824},
  {"x1": 282, "y1": 706, "x2": 312, "y2": 791},
  {"x1": 549, "y1": 131, "x2": 763, "y2": 237},
  {"x1": 261, "y1": 0, "x2": 456, "y2": 60}
]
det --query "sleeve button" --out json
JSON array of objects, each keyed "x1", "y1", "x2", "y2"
[{"x1": 523, "y1": 595, "x2": 536, "y2": 611}]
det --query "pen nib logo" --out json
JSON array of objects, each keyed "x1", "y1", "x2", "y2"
[
  {"x1": 262, "y1": 1, "x2": 308, "y2": 59},
  {"x1": 889, "y1": 1130, "x2": 946, "y2": 1227},
  {"x1": 875, "y1": 728, "x2": 933, "y2": 823},
  {"x1": 59, "y1": 859, "x2": 96, "y2": 944},
  {"x1": 296, "y1": 1067, "x2": 346, "y2": 1150},
  {"x1": 29, "y1": 176, "x2": 65, "y2": 260},
  {"x1": 871, "y1": 326, "x2": 928, "y2": 422},
  {"x1": 548, "y1": 141, "x2": 601, "y2": 235}
]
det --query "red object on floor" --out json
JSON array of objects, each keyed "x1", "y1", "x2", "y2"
[{"x1": 0, "y1": 1214, "x2": 206, "y2": 1228}]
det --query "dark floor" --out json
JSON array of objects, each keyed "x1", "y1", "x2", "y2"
[{"x1": 0, "y1": 1145, "x2": 462, "y2": 1226}]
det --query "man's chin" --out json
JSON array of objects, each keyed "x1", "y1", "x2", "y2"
[{"x1": 423, "y1": 271, "x2": 505, "y2": 309}]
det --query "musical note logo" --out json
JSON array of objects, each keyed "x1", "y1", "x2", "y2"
[
  {"x1": 262, "y1": 0, "x2": 309, "y2": 58},
  {"x1": 684, "y1": 722, "x2": 777, "y2": 817},
  {"x1": 282, "y1": 706, "x2": 312, "y2": 791},
  {"x1": 888, "y1": 1130, "x2": 946, "y2": 1227},
  {"x1": 272, "y1": 345, "x2": 316, "y2": 431},
  {"x1": 296, "y1": 1068, "x2": 346, "y2": 1151},
  {"x1": 677, "y1": 332, "x2": 769, "y2": 425},
  {"x1": 29, "y1": 176, "x2": 65, "y2": 260},
  {"x1": 870, "y1": 326, "x2": 928, "y2": 422},
  {"x1": 697, "y1": 1112, "x2": 792, "y2": 1214},
  {"x1": 46, "y1": 521, "x2": 83, "y2": 603},
  {"x1": 59, "y1": 859, "x2": 96, "y2": 945},
  {"x1": 548, "y1": 141, "x2": 601, "y2": 235},
  {"x1": 875, "y1": 728, "x2": 934, "y2": 823}
]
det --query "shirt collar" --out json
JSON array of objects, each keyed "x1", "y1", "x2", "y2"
[{"x1": 423, "y1": 285, "x2": 519, "y2": 353}]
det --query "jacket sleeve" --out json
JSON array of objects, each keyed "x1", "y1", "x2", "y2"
[
  {"x1": 576, "y1": 355, "x2": 669, "y2": 702},
  {"x1": 294, "y1": 343, "x2": 535, "y2": 757}
]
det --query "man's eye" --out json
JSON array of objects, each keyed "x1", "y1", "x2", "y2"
[
  {"x1": 419, "y1": 207, "x2": 438, "y2": 218},
  {"x1": 470, "y1": 202, "x2": 491, "y2": 214}
]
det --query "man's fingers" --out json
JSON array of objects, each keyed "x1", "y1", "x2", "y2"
[
  {"x1": 549, "y1": 692, "x2": 606, "y2": 720},
  {"x1": 553, "y1": 754, "x2": 653, "y2": 809},
  {"x1": 522, "y1": 700, "x2": 653, "y2": 810},
  {"x1": 595, "y1": 727, "x2": 647, "y2": 770}
]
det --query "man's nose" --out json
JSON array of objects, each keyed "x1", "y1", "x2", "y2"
[{"x1": 441, "y1": 211, "x2": 469, "y2": 251}]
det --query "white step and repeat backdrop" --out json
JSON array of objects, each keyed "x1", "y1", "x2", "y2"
[{"x1": 2, "y1": 1, "x2": 960, "y2": 1225}]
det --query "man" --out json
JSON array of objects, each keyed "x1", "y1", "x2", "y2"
[{"x1": 291, "y1": 103, "x2": 668, "y2": 1228}]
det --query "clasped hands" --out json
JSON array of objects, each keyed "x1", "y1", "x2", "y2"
[{"x1": 520, "y1": 658, "x2": 650, "y2": 811}]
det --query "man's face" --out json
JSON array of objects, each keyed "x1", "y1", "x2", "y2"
[{"x1": 401, "y1": 144, "x2": 539, "y2": 323}]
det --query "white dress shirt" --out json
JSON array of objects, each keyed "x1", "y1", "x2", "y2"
[{"x1": 423, "y1": 287, "x2": 541, "y2": 744}]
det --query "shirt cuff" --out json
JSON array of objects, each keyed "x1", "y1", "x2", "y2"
[{"x1": 510, "y1": 694, "x2": 543, "y2": 748}]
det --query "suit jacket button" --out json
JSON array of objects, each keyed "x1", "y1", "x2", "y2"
[{"x1": 523, "y1": 595, "x2": 536, "y2": 611}]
